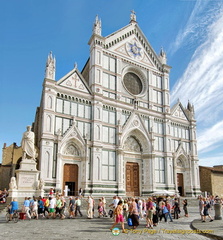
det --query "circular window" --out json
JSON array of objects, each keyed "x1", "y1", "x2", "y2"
[{"x1": 123, "y1": 72, "x2": 143, "y2": 95}]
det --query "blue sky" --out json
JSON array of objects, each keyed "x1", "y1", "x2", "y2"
[{"x1": 1, "y1": 0, "x2": 223, "y2": 166}]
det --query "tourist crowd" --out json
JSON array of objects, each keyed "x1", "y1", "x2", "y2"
[{"x1": 8, "y1": 191, "x2": 223, "y2": 232}]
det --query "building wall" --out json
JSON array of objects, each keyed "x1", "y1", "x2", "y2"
[
  {"x1": 2, "y1": 143, "x2": 22, "y2": 165},
  {"x1": 211, "y1": 172, "x2": 223, "y2": 197},
  {"x1": 0, "y1": 165, "x2": 11, "y2": 190},
  {"x1": 199, "y1": 167, "x2": 212, "y2": 194},
  {"x1": 1, "y1": 143, "x2": 23, "y2": 190}
]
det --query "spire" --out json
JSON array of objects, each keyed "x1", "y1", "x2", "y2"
[
  {"x1": 45, "y1": 51, "x2": 56, "y2": 80},
  {"x1": 187, "y1": 100, "x2": 192, "y2": 112},
  {"x1": 130, "y1": 10, "x2": 137, "y2": 23},
  {"x1": 93, "y1": 15, "x2": 102, "y2": 36},
  {"x1": 159, "y1": 47, "x2": 167, "y2": 64}
]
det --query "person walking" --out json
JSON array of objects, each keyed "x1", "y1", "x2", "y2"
[
  {"x1": 159, "y1": 202, "x2": 168, "y2": 223},
  {"x1": 48, "y1": 196, "x2": 56, "y2": 219},
  {"x1": 60, "y1": 196, "x2": 66, "y2": 219},
  {"x1": 146, "y1": 197, "x2": 154, "y2": 228},
  {"x1": 202, "y1": 198, "x2": 214, "y2": 222},
  {"x1": 87, "y1": 196, "x2": 93, "y2": 219},
  {"x1": 166, "y1": 201, "x2": 173, "y2": 222},
  {"x1": 31, "y1": 197, "x2": 38, "y2": 220},
  {"x1": 69, "y1": 196, "x2": 75, "y2": 218},
  {"x1": 128, "y1": 198, "x2": 139, "y2": 229},
  {"x1": 173, "y1": 199, "x2": 180, "y2": 219},
  {"x1": 123, "y1": 199, "x2": 129, "y2": 222},
  {"x1": 75, "y1": 197, "x2": 83, "y2": 217},
  {"x1": 38, "y1": 196, "x2": 44, "y2": 218},
  {"x1": 182, "y1": 199, "x2": 188, "y2": 217},
  {"x1": 23, "y1": 197, "x2": 31, "y2": 220},
  {"x1": 102, "y1": 197, "x2": 107, "y2": 217},
  {"x1": 44, "y1": 197, "x2": 49, "y2": 217},
  {"x1": 110, "y1": 201, "x2": 125, "y2": 233},
  {"x1": 98, "y1": 199, "x2": 103, "y2": 218}
]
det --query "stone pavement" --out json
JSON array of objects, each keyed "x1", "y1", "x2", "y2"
[
  {"x1": 0, "y1": 206, "x2": 221, "y2": 240},
  {"x1": 191, "y1": 218, "x2": 223, "y2": 240}
]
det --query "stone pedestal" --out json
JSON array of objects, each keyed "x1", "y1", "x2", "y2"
[
  {"x1": 8, "y1": 159, "x2": 44, "y2": 203},
  {"x1": 214, "y1": 202, "x2": 222, "y2": 220}
]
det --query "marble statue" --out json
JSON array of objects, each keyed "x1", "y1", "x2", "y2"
[
  {"x1": 21, "y1": 126, "x2": 36, "y2": 159},
  {"x1": 9, "y1": 177, "x2": 17, "y2": 190},
  {"x1": 38, "y1": 179, "x2": 44, "y2": 190}
]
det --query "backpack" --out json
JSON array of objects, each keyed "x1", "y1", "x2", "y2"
[{"x1": 206, "y1": 202, "x2": 211, "y2": 209}]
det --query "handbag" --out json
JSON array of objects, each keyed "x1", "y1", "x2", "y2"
[{"x1": 128, "y1": 217, "x2": 133, "y2": 226}]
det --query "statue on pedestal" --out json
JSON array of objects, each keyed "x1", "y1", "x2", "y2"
[
  {"x1": 9, "y1": 177, "x2": 17, "y2": 190},
  {"x1": 36, "y1": 179, "x2": 45, "y2": 190},
  {"x1": 21, "y1": 126, "x2": 36, "y2": 160}
]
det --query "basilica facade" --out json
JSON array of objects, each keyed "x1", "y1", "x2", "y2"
[{"x1": 34, "y1": 13, "x2": 200, "y2": 197}]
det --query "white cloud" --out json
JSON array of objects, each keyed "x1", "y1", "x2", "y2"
[
  {"x1": 169, "y1": 0, "x2": 222, "y2": 55},
  {"x1": 199, "y1": 154, "x2": 223, "y2": 167},
  {"x1": 170, "y1": 2, "x2": 223, "y2": 163},
  {"x1": 197, "y1": 120, "x2": 223, "y2": 153}
]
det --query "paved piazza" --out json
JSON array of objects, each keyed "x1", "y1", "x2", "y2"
[{"x1": 0, "y1": 206, "x2": 211, "y2": 240}]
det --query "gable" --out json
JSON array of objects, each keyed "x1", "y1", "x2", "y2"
[
  {"x1": 104, "y1": 24, "x2": 165, "y2": 70},
  {"x1": 57, "y1": 70, "x2": 90, "y2": 94},
  {"x1": 114, "y1": 37, "x2": 154, "y2": 67},
  {"x1": 120, "y1": 111, "x2": 152, "y2": 153},
  {"x1": 60, "y1": 121, "x2": 86, "y2": 156},
  {"x1": 171, "y1": 104, "x2": 188, "y2": 121}
]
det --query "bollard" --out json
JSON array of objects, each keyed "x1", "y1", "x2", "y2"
[{"x1": 214, "y1": 198, "x2": 222, "y2": 220}]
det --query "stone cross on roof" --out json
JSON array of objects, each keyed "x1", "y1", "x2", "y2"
[{"x1": 130, "y1": 10, "x2": 137, "y2": 23}]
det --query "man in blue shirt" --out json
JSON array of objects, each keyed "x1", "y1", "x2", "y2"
[{"x1": 10, "y1": 198, "x2": 19, "y2": 220}]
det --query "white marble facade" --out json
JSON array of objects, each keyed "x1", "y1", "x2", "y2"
[{"x1": 34, "y1": 13, "x2": 200, "y2": 197}]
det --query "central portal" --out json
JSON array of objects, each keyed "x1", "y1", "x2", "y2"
[
  {"x1": 126, "y1": 162, "x2": 139, "y2": 197},
  {"x1": 63, "y1": 164, "x2": 78, "y2": 196}
]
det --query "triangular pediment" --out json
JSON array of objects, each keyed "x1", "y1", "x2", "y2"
[
  {"x1": 104, "y1": 23, "x2": 167, "y2": 70},
  {"x1": 57, "y1": 68, "x2": 91, "y2": 94},
  {"x1": 61, "y1": 121, "x2": 85, "y2": 147},
  {"x1": 175, "y1": 142, "x2": 187, "y2": 157},
  {"x1": 114, "y1": 38, "x2": 154, "y2": 67},
  {"x1": 171, "y1": 102, "x2": 189, "y2": 121},
  {"x1": 60, "y1": 121, "x2": 85, "y2": 156},
  {"x1": 121, "y1": 111, "x2": 152, "y2": 153},
  {"x1": 174, "y1": 143, "x2": 189, "y2": 168}
]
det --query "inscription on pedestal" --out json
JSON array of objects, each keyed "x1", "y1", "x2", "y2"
[
  {"x1": 19, "y1": 175, "x2": 35, "y2": 188},
  {"x1": 22, "y1": 176, "x2": 34, "y2": 184}
]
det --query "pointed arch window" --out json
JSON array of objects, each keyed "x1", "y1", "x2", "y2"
[
  {"x1": 46, "y1": 115, "x2": 52, "y2": 132},
  {"x1": 47, "y1": 96, "x2": 53, "y2": 109}
]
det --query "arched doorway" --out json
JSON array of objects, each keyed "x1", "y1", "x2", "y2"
[
  {"x1": 63, "y1": 164, "x2": 78, "y2": 196},
  {"x1": 126, "y1": 162, "x2": 139, "y2": 196},
  {"x1": 124, "y1": 136, "x2": 142, "y2": 196},
  {"x1": 177, "y1": 173, "x2": 184, "y2": 196},
  {"x1": 176, "y1": 157, "x2": 186, "y2": 196}
]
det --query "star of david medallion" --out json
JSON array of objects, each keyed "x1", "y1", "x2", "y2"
[{"x1": 126, "y1": 41, "x2": 144, "y2": 60}]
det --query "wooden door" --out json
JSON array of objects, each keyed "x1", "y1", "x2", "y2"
[
  {"x1": 63, "y1": 164, "x2": 78, "y2": 196},
  {"x1": 126, "y1": 162, "x2": 139, "y2": 196},
  {"x1": 177, "y1": 173, "x2": 184, "y2": 196}
]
